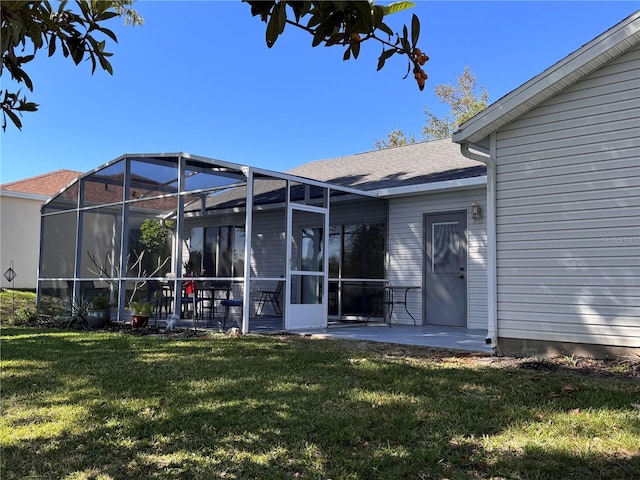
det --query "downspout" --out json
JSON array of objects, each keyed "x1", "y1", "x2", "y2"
[{"x1": 459, "y1": 141, "x2": 498, "y2": 349}]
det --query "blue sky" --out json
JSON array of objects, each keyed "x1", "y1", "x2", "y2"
[{"x1": 1, "y1": 1, "x2": 637, "y2": 183}]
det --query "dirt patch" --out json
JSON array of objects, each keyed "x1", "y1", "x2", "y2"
[
  {"x1": 324, "y1": 338, "x2": 640, "y2": 379},
  {"x1": 471, "y1": 353, "x2": 640, "y2": 379},
  {"x1": 22, "y1": 317, "x2": 214, "y2": 338}
]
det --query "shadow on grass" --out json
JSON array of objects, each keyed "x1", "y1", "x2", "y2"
[{"x1": 2, "y1": 327, "x2": 639, "y2": 479}]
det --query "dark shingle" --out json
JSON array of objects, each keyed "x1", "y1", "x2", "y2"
[{"x1": 286, "y1": 138, "x2": 486, "y2": 191}]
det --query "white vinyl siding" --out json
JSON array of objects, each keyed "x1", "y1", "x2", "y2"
[
  {"x1": 387, "y1": 187, "x2": 488, "y2": 328},
  {"x1": 2, "y1": 195, "x2": 47, "y2": 289},
  {"x1": 494, "y1": 45, "x2": 640, "y2": 348}
]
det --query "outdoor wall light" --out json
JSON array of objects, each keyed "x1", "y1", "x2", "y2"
[{"x1": 471, "y1": 201, "x2": 483, "y2": 222}]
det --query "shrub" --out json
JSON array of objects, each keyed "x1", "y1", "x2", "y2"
[
  {"x1": 90, "y1": 294, "x2": 111, "y2": 310},
  {"x1": 12, "y1": 307, "x2": 39, "y2": 325},
  {"x1": 130, "y1": 301, "x2": 153, "y2": 316}
]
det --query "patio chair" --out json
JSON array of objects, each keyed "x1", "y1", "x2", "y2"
[
  {"x1": 180, "y1": 280, "x2": 203, "y2": 320},
  {"x1": 255, "y1": 280, "x2": 284, "y2": 316},
  {"x1": 147, "y1": 280, "x2": 170, "y2": 320},
  {"x1": 220, "y1": 298, "x2": 243, "y2": 329}
]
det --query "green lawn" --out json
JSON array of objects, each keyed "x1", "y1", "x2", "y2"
[
  {"x1": 0, "y1": 288, "x2": 39, "y2": 321},
  {"x1": 1, "y1": 327, "x2": 639, "y2": 479}
]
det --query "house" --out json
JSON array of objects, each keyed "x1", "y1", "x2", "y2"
[
  {"x1": 453, "y1": 11, "x2": 640, "y2": 358},
  {"x1": 36, "y1": 141, "x2": 489, "y2": 334},
  {"x1": 287, "y1": 139, "x2": 488, "y2": 330},
  {"x1": 1, "y1": 170, "x2": 81, "y2": 289},
  {"x1": 35, "y1": 12, "x2": 638, "y2": 359}
]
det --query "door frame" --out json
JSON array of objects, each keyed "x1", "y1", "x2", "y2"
[
  {"x1": 422, "y1": 209, "x2": 468, "y2": 327},
  {"x1": 285, "y1": 202, "x2": 329, "y2": 329}
]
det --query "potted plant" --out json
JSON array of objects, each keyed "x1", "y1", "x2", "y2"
[
  {"x1": 60, "y1": 296, "x2": 91, "y2": 328},
  {"x1": 87, "y1": 294, "x2": 111, "y2": 329},
  {"x1": 130, "y1": 301, "x2": 153, "y2": 328}
]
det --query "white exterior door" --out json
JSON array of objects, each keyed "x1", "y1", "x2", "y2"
[{"x1": 285, "y1": 204, "x2": 328, "y2": 330}]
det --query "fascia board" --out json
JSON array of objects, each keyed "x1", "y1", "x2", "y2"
[
  {"x1": 453, "y1": 12, "x2": 640, "y2": 145},
  {"x1": 0, "y1": 190, "x2": 49, "y2": 201},
  {"x1": 375, "y1": 176, "x2": 487, "y2": 198}
]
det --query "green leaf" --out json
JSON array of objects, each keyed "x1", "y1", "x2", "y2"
[
  {"x1": 21, "y1": 70, "x2": 34, "y2": 92},
  {"x1": 354, "y1": 1, "x2": 373, "y2": 27},
  {"x1": 343, "y1": 47, "x2": 351, "y2": 61},
  {"x1": 18, "y1": 101, "x2": 38, "y2": 112},
  {"x1": 27, "y1": 16, "x2": 44, "y2": 49},
  {"x1": 48, "y1": 35, "x2": 57, "y2": 57},
  {"x1": 311, "y1": 29, "x2": 325, "y2": 47},
  {"x1": 351, "y1": 40, "x2": 360, "y2": 59},
  {"x1": 377, "y1": 48, "x2": 395, "y2": 71},
  {"x1": 277, "y1": 0, "x2": 287, "y2": 33},
  {"x1": 68, "y1": 37, "x2": 84, "y2": 65},
  {"x1": 78, "y1": 0, "x2": 91, "y2": 21},
  {"x1": 383, "y1": 2, "x2": 416, "y2": 15},
  {"x1": 372, "y1": 6, "x2": 384, "y2": 27},
  {"x1": 265, "y1": 7, "x2": 281, "y2": 47},
  {"x1": 93, "y1": 0, "x2": 111, "y2": 16},
  {"x1": 377, "y1": 21, "x2": 393, "y2": 37},
  {"x1": 333, "y1": 1, "x2": 347, "y2": 12},
  {"x1": 5, "y1": 108, "x2": 23, "y2": 130},
  {"x1": 97, "y1": 11, "x2": 118, "y2": 22},
  {"x1": 98, "y1": 55, "x2": 113, "y2": 75},
  {"x1": 264, "y1": 2, "x2": 288, "y2": 47},
  {"x1": 248, "y1": 0, "x2": 275, "y2": 19},
  {"x1": 97, "y1": 26, "x2": 118, "y2": 43},
  {"x1": 307, "y1": 12, "x2": 322, "y2": 29},
  {"x1": 411, "y1": 14, "x2": 420, "y2": 48},
  {"x1": 326, "y1": 33, "x2": 344, "y2": 46}
]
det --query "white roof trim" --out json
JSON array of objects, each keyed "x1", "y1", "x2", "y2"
[
  {"x1": 375, "y1": 175, "x2": 486, "y2": 198},
  {"x1": 0, "y1": 190, "x2": 49, "y2": 201},
  {"x1": 453, "y1": 11, "x2": 640, "y2": 145}
]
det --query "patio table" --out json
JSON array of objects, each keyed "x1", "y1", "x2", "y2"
[{"x1": 384, "y1": 285, "x2": 421, "y2": 325}]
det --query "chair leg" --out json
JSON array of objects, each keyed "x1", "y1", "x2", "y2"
[
  {"x1": 223, "y1": 305, "x2": 229, "y2": 329},
  {"x1": 256, "y1": 293, "x2": 266, "y2": 316},
  {"x1": 271, "y1": 296, "x2": 282, "y2": 316}
]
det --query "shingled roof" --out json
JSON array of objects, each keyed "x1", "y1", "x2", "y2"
[
  {"x1": 286, "y1": 138, "x2": 486, "y2": 192},
  {"x1": 0, "y1": 169, "x2": 82, "y2": 197}
]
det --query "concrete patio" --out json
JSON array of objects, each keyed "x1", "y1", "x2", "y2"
[
  {"x1": 166, "y1": 315, "x2": 494, "y2": 354},
  {"x1": 296, "y1": 323, "x2": 494, "y2": 353}
]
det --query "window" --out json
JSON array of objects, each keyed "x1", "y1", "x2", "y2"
[
  {"x1": 327, "y1": 223, "x2": 385, "y2": 317},
  {"x1": 342, "y1": 224, "x2": 385, "y2": 279},
  {"x1": 432, "y1": 222, "x2": 460, "y2": 273},
  {"x1": 189, "y1": 226, "x2": 245, "y2": 277}
]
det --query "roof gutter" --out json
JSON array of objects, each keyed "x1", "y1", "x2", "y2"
[{"x1": 459, "y1": 141, "x2": 498, "y2": 350}]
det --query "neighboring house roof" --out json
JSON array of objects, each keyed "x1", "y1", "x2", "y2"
[
  {"x1": 0, "y1": 169, "x2": 82, "y2": 199},
  {"x1": 453, "y1": 10, "x2": 640, "y2": 145},
  {"x1": 287, "y1": 138, "x2": 486, "y2": 191}
]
